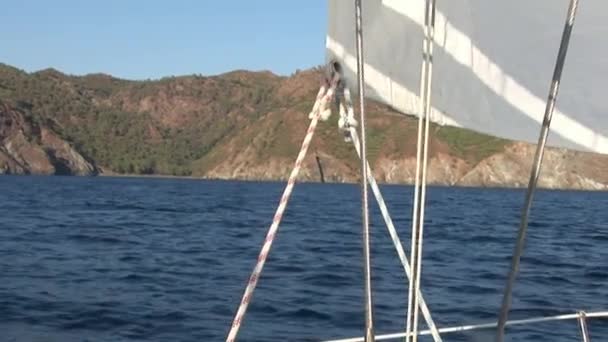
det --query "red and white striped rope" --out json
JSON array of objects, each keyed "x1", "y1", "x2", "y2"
[{"x1": 226, "y1": 76, "x2": 339, "y2": 342}]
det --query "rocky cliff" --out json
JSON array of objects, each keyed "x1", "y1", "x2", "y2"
[
  {"x1": 0, "y1": 102, "x2": 96, "y2": 175},
  {"x1": 0, "y1": 63, "x2": 606, "y2": 190}
]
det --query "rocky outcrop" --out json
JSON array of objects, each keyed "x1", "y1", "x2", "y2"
[
  {"x1": 374, "y1": 153, "x2": 470, "y2": 185},
  {"x1": 0, "y1": 102, "x2": 97, "y2": 175},
  {"x1": 39, "y1": 127, "x2": 97, "y2": 175},
  {"x1": 456, "y1": 143, "x2": 608, "y2": 190},
  {"x1": 201, "y1": 137, "x2": 608, "y2": 191}
]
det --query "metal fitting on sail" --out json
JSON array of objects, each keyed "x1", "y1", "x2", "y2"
[{"x1": 326, "y1": 59, "x2": 343, "y2": 83}]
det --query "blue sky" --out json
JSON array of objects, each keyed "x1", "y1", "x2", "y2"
[{"x1": 0, "y1": 1, "x2": 327, "y2": 79}]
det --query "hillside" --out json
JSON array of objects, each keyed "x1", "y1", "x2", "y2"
[{"x1": 1, "y1": 63, "x2": 607, "y2": 190}]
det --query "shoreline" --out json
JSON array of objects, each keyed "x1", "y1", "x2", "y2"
[{"x1": 2, "y1": 172, "x2": 605, "y2": 192}]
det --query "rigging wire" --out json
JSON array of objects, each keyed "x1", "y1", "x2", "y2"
[
  {"x1": 322, "y1": 310, "x2": 608, "y2": 342},
  {"x1": 495, "y1": 1, "x2": 580, "y2": 341},
  {"x1": 339, "y1": 86, "x2": 442, "y2": 342},
  {"x1": 354, "y1": 0, "x2": 375, "y2": 340}
]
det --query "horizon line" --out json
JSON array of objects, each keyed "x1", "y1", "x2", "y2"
[{"x1": 0, "y1": 61, "x2": 324, "y2": 82}]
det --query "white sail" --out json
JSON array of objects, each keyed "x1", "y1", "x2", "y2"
[{"x1": 326, "y1": 0, "x2": 608, "y2": 154}]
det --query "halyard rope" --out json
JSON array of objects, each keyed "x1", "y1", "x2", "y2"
[
  {"x1": 225, "y1": 73, "x2": 340, "y2": 342},
  {"x1": 407, "y1": 1, "x2": 437, "y2": 341}
]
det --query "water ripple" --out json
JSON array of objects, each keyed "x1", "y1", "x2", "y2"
[{"x1": 0, "y1": 176, "x2": 606, "y2": 341}]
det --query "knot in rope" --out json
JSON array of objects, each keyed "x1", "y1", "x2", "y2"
[
  {"x1": 308, "y1": 68, "x2": 341, "y2": 122},
  {"x1": 338, "y1": 86, "x2": 358, "y2": 142},
  {"x1": 307, "y1": 61, "x2": 358, "y2": 142}
]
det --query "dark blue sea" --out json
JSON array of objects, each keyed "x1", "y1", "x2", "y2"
[{"x1": 1, "y1": 176, "x2": 606, "y2": 342}]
